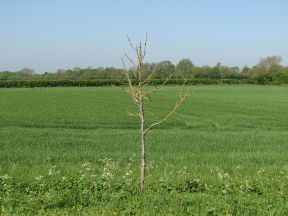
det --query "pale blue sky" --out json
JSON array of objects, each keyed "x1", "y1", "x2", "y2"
[{"x1": 1, "y1": 0, "x2": 287, "y2": 73}]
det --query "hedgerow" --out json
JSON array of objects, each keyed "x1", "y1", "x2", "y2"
[{"x1": 0, "y1": 79, "x2": 256, "y2": 88}]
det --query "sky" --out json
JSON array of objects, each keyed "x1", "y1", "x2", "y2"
[{"x1": 0, "y1": 0, "x2": 287, "y2": 73}]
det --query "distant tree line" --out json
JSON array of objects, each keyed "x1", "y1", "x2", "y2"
[{"x1": 1, "y1": 56, "x2": 287, "y2": 85}]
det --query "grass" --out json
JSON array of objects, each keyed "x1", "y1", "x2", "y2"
[{"x1": 1, "y1": 85, "x2": 288, "y2": 215}]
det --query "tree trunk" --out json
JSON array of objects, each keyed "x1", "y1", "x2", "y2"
[{"x1": 139, "y1": 99, "x2": 145, "y2": 194}]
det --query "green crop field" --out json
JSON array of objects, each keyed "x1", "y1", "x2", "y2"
[{"x1": 1, "y1": 85, "x2": 288, "y2": 215}]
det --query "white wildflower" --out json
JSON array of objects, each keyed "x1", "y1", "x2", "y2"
[
  {"x1": 35, "y1": 175, "x2": 43, "y2": 181},
  {"x1": 48, "y1": 169, "x2": 53, "y2": 176},
  {"x1": 1, "y1": 174, "x2": 11, "y2": 180}
]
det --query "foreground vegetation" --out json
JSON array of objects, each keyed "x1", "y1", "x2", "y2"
[
  {"x1": 1, "y1": 86, "x2": 288, "y2": 215},
  {"x1": 2, "y1": 161, "x2": 288, "y2": 215}
]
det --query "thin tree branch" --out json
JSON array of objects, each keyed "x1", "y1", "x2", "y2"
[
  {"x1": 143, "y1": 32, "x2": 148, "y2": 58},
  {"x1": 146, "y1": 110, "x2": 160, "y2": 121},
  {"x1": 127, "y1": 35, "x2": 137, "y2": 51},
  {"x1": 142, "y1": 64, "x2": 158, "y2": 86},
  {"x1": 147, "y1": 69, "x2": 176, "y2": 94},
  {"x1": 124, "y1": 53, "x2": 136, "y2": 67},
  {"x1": 126, "y1": 109, "x2": 141, "y2": 118},
  {"x1": 144, "y1": 92, "x2": 189, "y2": 135},
  {"x1": 122, "y1": 58, "x2": 138, "y2": 105},
  {"x1": 124, "y1": 53, "x2": 137, "y2": 78}
]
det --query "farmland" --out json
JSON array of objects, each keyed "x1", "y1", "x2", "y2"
[{"x1": 1, "y1": 85, "x2": 288, "y2": 215}]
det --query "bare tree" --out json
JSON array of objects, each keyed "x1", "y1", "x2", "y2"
[
  {"x1": 122, "y1": 34, "x2": 189, "y2": 194},
  {"x1": 258, "y1": 56, "x2": 282, "y2": 74}
]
